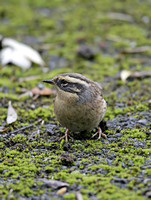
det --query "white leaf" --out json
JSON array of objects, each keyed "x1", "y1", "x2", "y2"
[
  {"x1": 7, "y1": 101, "x2": 18, "y2": 124},
  {"x1": 120, "y1": 70, "x2": 132, "y2": 82},
  {"x1": 0, "y1": 37, "x2": 45, "y2": 69},
  {"x1": 0, "y1": 47, "x2": 31, "y2": 69}
]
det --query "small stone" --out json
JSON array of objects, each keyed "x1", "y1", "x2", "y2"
[
  {"x1": 143, "y1": 179, "x2": 151, "y2": 184},
  {"x1": 61, "y1": 166, "x2": 67, "y2": 170},
  {"x1": 142, "y1": 16, "x2": 150, "y2": 24},
  {"x1": 77, "y1": 44, "x2": 96, "y2": 60},
  {"x1": 146, "y1": 159, "x2": 151, "y2": 164},
  {"x1": 145, "y1": 191, "x2": 151, "y2": 197},
  {"x1": 39, "y1": 179, "x2": 69, "y2": 189},
  {"x1": 30, "y1": 104, "x2": 36, "y2": 109},
  {"x1": 45, "y1": 124, "x2": 56, "y2": 135},
  {"x1": 138, "y1": 119, "x2": 148, "y2": 125},
  {"x1": 37, "y1": 83, "x2": 45, "y2": 90},
  {"x1": 114, "y1": 133, "x2": 122, "y2": 138},
  {"x1": 112, "y1": 178, "x2": 128, "y2": 184}
]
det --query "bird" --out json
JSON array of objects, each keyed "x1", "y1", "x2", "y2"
[
  {"x1": 0, "y1": 35, "x2": 45, "y2": 69},
  {"x1": 43, "y1": 73, "x2": 107, "y2": 141}
]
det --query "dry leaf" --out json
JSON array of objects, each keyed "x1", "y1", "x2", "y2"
[
  {"x1": 0, "y1": 128, "x2": 9, "y2": 133},
  {"x1": 7, "y1": 101, "x2": 17, "y2": 124},
  {"x1": 31, "y1": 87, "x2": 41, "y2": 96},
  {"x1": 19, "y1": 87, "x2": 56, "y2": 99},
  {"x1": 31, "y1": 87, "x2": 56, "y2": 99},
  {"x1": 38, "y1": 179, "x2": 69, "y2": 189},
  {"x1": 57, "y1": 187, "x2": 67, "y2": 195},
  {"x1": 40, "y1": 88, "x2": 56, "y2": 96}
]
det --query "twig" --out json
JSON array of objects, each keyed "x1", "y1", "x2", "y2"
[
  {"x1": 121, "y1": 46, "x2": 151, "y2": 54},
  {"x1": 120, "y1": 70, "x2": 151, "y2": 81},
  {"x1": 76, "y1": 192, "x2": 83, "y2": 200},
  {"x1": 107, "y1": 12, "x2": 133, "y2": 22},
  {"x1": 19, "y1": 75, "x2": 41, "y2": 82},
  {"x1": 130, "y1": 71, "x2": 151, "y2": 78},
  {"x1": 7, "y1": 119, "x2": 42, "y2": 136}
]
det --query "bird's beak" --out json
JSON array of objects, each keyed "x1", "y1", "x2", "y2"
[{"x1": 43, "y1": 79, "x2": 55, "y2": 85}]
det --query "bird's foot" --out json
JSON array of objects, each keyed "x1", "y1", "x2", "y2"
[
  {"x1": 59, "y1": 129, "x2": 71, "y2": 142},
  {"x1": 91, "y1": 127, "x2": 107, "y2": 140}
]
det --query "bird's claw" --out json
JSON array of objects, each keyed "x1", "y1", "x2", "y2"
[
  {"x1": 91, "y1": 127, "x2": 107, "y2": 140},
  {"x1": 59, "y1": 129, "x2": 72, "y2": 142}
]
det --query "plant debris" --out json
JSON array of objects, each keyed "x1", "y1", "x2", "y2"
[
  {"x1": 6, "y1": 101, "x2": 17, "y2": 124},
  {"x1": 38, "y1": 179, "x2": 69, "y2": 189},
  {"x1": 76, "y1": 192, "x2": 84, "y2": 200},
  {"x1": 31, "y1": 87, "x2": 56, "y2": 99},
  {"x1": 19, "y1": 87, "x2": 56, "y2": 99},
  {"x1": 121, "y1": 46, "x2": 151, "y2": 54},
  {"x1": 57, "y1": 187, "x2": 67, "y2": 195},
  {"x1": 120, "y1": 70, "x2": 151, "y2": 81},
  {"x1": 0, "y1": 36, "x2": 45, "y2": 69}
]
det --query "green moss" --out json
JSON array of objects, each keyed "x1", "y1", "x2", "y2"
[
  {"x1": 64, "y1": 193, "x2": 75, "y2": 200},
  {"x1": 107, "y1": 24, "x2": 146, "y2": 41},
  {"x1": 0, "y1": 0, "x2": 151, "y2": 199},
  {"x1": 121, "y1": 129, "x2": 146, "y2": 140},
  {"x1": 11, "y1": 134, "x2": 28, "y2": 143},
  {"x1": 44, "y1": 166, "x2": 55, "y2": 173}
]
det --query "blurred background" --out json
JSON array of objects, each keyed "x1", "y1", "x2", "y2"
[{"x1": 1, "y1": 0, "x2": 151, "y2": 82}]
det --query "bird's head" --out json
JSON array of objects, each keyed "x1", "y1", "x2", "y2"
[{"x1": 43, "y1": 73, "x2": 94, "y2": 103}]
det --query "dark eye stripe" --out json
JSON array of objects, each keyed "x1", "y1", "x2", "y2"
[
  {"x1": 60, "y1": 80, "x2": 67, "y2": 84},
  {"x1": 56, "y1": 79, "x2": 84, "y2": 94}
]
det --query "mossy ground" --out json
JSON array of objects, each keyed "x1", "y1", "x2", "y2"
[{"x1": 0, "y1": 0, "x2": 151, "y2": 199}]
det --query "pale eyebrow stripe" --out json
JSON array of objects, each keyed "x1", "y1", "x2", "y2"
[{"x1": 63, "y1": 76, "x2": 90, "y2": 87}]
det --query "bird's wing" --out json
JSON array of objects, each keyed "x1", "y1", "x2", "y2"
[{"x1": 95, "y1": 82, "x2": 103, "y2": 90}]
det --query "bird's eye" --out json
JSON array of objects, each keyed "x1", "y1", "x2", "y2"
[{"x1": 61, "y1": 80, "x2": 68, "y2": 87}]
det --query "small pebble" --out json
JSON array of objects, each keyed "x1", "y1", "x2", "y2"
[
  {"x1": 138, "y1": 119, "x2": 147, "y2": 125},
  {"x1": 38, "y1": 83, "x2": 45, "y2": 90},
  {"x1": 145, "y1": 191, "x2": 151, "y2": 198},
  {"x1": 142, "y1": 16, "x2": 150, "y2": 24},
  {"x1": 30, "y1": 104, "x2": 36, "y2": 109}
]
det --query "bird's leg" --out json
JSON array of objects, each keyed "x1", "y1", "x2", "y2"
[
  {"x1": 97, "y1": 127, "x2": 107, "y2": 139},
  {"x1": 65, "y1": 129, "x2": 70, "y2": 142},
  {"x1": 91, "y1": 127, "x2": 107, "y2": 140},
  {"x1": 59, "y1": 129, "x2": 70, "y2": 142}
]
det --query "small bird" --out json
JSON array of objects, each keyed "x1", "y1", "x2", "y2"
[{"x1": 43, "y1": 73, "x2": 107, "y2": 141}]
